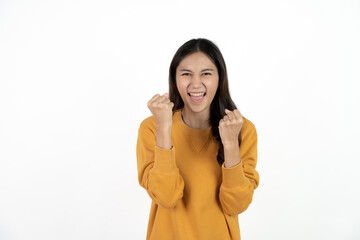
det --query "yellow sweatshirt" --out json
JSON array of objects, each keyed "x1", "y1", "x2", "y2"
[{"x1": 136, "y1": 109, "x2": 259, "y2": 240}]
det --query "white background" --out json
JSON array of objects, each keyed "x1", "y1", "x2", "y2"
[{"x1": 1, "y1": 0, "x2": 359, "y2": 239}]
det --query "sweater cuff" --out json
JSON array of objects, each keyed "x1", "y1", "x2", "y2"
[
  {"x1": 221, "y1": 162, "x2": 248, "y2": 188},
  {"x1": 152, "y1": 145, "x2": 177, "y2": 172}
]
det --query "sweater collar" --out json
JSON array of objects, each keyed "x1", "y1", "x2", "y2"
[{"x1": 174, "y1": 109, "x2": 212, "y2": 137}]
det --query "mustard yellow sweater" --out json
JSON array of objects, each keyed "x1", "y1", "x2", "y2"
[{"x1": 136, "y1": 109, "x2": 259, "y2": 240}]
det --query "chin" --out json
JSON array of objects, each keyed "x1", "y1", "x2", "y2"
[{"x1": 185, "y1": 104, "x2": 210, "y2": 114}]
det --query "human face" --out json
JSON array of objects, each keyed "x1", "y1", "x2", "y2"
[{"x1": 176, "y1": 51, "x2": 219, "y2": 116}]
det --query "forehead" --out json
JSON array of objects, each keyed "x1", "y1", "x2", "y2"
[{"x1": 177, "y1": 52, "x2": 217, "y2": 71}]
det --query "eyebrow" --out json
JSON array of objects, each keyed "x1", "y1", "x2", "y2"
[{"x1": 180, "y1": 68, "x2": 215, "y2": 72}]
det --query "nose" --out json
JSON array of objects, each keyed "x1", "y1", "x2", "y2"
[{"x1": 190, "y1": 74, "x2": 203, "y2": 88}]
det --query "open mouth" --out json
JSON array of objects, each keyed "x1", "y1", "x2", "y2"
[
  {"x1": 187, "y1": 92, "x2": 206, "y2": 103},
  {"x1": 188, "y1": 92, "x2": 206, "y2": 97}
]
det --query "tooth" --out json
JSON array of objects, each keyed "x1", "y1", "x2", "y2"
[{"x1": 190, "y1": 93, "x2": 204, "y2": 96}]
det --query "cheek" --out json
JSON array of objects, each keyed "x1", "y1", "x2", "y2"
[
  {"x1": 176, "y1": 79, "x2": 187, "y2": 94},
  {"x1": 208, "y1": 79, "x2": 219, "y2": 94}
]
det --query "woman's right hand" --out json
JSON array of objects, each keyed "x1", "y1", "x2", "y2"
[{"x1": 147, "y1": 93, "x2": 174, "y2": 131}]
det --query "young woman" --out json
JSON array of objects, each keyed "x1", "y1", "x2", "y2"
[{"x1": 136, "y1": 38, "x2": 259, "y2": 240}]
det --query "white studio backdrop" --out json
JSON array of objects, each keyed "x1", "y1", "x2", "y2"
[{"x1": 0, "y1": 0, "x2": 359, "y2": 239}]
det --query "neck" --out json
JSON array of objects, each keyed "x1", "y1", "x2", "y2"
[{"x1": 181, "y1": 107, "x2": 210, "y2": 129}]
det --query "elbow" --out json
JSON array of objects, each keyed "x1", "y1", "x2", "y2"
[
  {"x1": 219, "y1": 189, "x2": 254, "y2": 216},
  {"x1": 147, "y1": 176, "x2": 185, "y2": 209},
  {"x1": 148, "y1": 185, "x2": 184, "y2": 209},
  {"x1": 155, "y1": 190, "x2": 184, "y2": 209}
]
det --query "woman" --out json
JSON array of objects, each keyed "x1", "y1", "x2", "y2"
[{"x1": 136, "y1": 38, "x2": 259, "y2": 240}]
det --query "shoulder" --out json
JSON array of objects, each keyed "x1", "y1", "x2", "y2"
[
  {"x1": 241, "y1": 116, "x2": 257, "y2": 138},
  {"x1": 138, "y1": 115, "x2": 156, "y2": 136}
]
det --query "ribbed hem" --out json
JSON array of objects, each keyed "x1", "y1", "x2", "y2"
[
  {"x1": 152, "y1": 145, "x2": 177, "y2": 172},
  {"x1": 221, "y1": 162, "x2": 248, "y2": 188}
]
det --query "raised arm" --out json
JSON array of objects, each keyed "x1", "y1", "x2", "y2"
[
  {"x1": 136, "y1": 93, "x2": 184, "y2": 209},
  {"x1": 218, "y1": 109, "x2": 260, "y2": 215}
]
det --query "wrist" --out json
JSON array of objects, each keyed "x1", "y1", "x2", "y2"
[
  {"x1": 222, "y1": 139, "x2": 239, "y2": 149},
  {"x1": 156, "y1": 127, "x2": 172, "y2": 150},
  {"x1": 156, "y1": 122, "x2": 172, "y2": 131}
]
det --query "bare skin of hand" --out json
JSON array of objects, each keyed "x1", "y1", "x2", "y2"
[
  {"x1": 147, "y1": 93, "x2": 174, "y2": 149},
  {"x1": 219, "y1": 109, "x2": 244, "y2": 168}
]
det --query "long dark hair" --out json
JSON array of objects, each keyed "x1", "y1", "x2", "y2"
[{"x1": 168, "y1": 38, "x2": 242, "y2": 166}]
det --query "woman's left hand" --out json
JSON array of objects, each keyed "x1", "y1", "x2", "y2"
[{"x1": 219, "y1": 109, "x2": 244, "y2": 147}]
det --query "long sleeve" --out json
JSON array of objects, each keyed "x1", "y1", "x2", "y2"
[
  {"x1": 136, "y1": 118, "x2": 185, "y2": 209},
  {"x1": 219, "y1": 118, "x2": 260, "y2": 216}
]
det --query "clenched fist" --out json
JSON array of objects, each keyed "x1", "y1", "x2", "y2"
[
  {"x1": 219, "y1": 109, "x2": 244, "y2": 147},
  {"x1": 147, "y1": 93, "x2": 174, "y2": 129}
]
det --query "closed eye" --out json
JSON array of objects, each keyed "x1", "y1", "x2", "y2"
[{"x1": 181, "y1": 73, "x2": 191, "y2": 76}]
